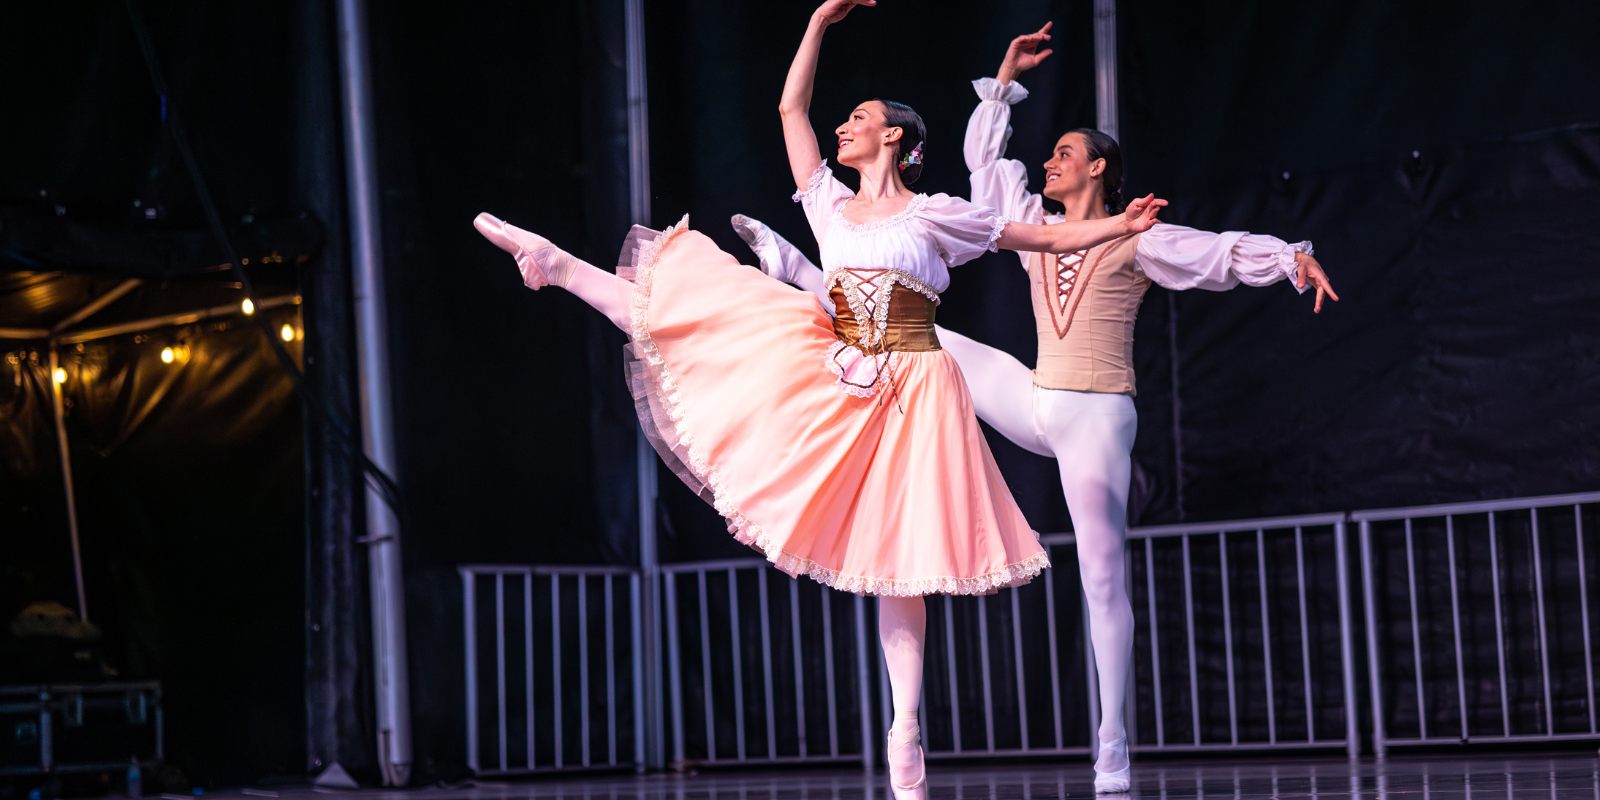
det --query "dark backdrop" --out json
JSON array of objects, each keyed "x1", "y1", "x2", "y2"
[{"x1": 3, "y1": 0, "x2": 1598, "y2": 786}]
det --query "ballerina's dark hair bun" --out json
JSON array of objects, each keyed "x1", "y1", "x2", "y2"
[
  {"x1": 1067, "y1": 127, "x2": 1125, "y2": 213},
  {"x1": 875, "y1": 99, "x2": 927, "y2": 185}
]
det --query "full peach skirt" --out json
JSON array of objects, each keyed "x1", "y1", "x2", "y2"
[{"x1": 622, "y1": 219, "x2": 1047, "y2": 595}]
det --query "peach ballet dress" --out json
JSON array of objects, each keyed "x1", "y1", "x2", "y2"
[{"x1": 622, "y1": 162, "x2": 1047, "y2": 596}]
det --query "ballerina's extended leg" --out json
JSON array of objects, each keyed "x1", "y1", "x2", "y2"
[
  {"x1": 878, "y1": 595, "x2": 928, "y2": 800},
  {"x1": 475, "y1": 212, "x2": 634, "y2": 332}
]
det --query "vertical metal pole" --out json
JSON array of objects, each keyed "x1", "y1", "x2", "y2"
[
  {"x1": 1489, "y1": 512, "x2": 1510, "y2": 737},
  {"x1": 1182, "y1": 535, "x2": 1200, "y2": 745},
  {"x1": 665, "y1": 573, "x2": 685, "y2": 766},
  {"x1": 1359, "y1": 520, "x2": 1385, "y2": 756},
  {"x1": 821, "y1": 589, "x2": 839, "y2": 757},
  {"x1": 1404, "y1": 520, "x2": 1426, "y2": 740},
  {"x1": 552, "y1": 577, "x2": 564, "y2": 768},
  {"x1": 335, "y1": 0, "x2": 411, "y2": 782},
  {"x1": 534, "y1": 572, "x2": 547, "y2": 764},
  {"x1": 1256, "y1": 530, "x2": 1276, "y2": 744},
  {"x1": 759, "y1": 570, "x2": 777, "y2": 760},
  {"x1": 47, "y1": 348, "x2": 89, "y2": 623},
  {"x1": 1532, "y1": 509, "x2": 1554, "y2": 736},
  {"x1": 790, "y1": 579, "x2": 809, "y2": 757},
  {"x1": 853, "y1": 594, "x2": 874, "y2": 769},
  {"x1": 698, "y1": 571, "x2": 716, "y2": 760},
  {"x1": 1295, "y1": 528, "x2": 1314, "y2": 743},
  {"x1": 462, "y1": 571, "x2": 479, "y2": 773},
  {"x1": 495, "y1": 575, "x2": 508, "y2": 771},
  {"x1": 1219, "y1": 533, "x2": 1238, "y2": 745},
  {"x1": 1092, "y1": 0, "x2": 1119, "y2": 141},
  {"x1": 977, "y1": 595, "x2": 996, "y2": 752},
  {"x1": 727, "y1": 570, "x2": 746, "y2": 761},
  {"x1": 579, "y1": 575, "x2": 591, "y2": 766},
  {"x1": 945, "y1": 594, "x2": 963, "y2": 753},
  {"x1": 1334, "y1": 521, "x2": 1360, "y2": 757},
  {"x1": 605, "y1": 574, "x2": 617, "y2": 765},
  {"x1": 624, "y1": 0, "x2": 663, "y2": 771},
  {"x1": 1145, "y1": 539, "x2": 1165, "y2": 747},
  {"x1": 630, "y1": 573, "x2": 645, "y2": 769},
  {"x1": 1044, "y1": 561, "x2": 1064, "y2": 749},
  {"x1": 1576, "y1": 506, "x2": 1597, "y2": 734},
  {"x1": 1010, "y1": 589, "x2": 1029, "y2": 750},
  {"x1": 1447, "y1": 516, "x2": 1469, "y2": 741}
]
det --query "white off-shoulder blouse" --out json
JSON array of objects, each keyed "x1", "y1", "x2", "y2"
[
  {"x1": 793, "y1": 162, "x2": 1007, "y2": 296},
  {"x1": 964, "y1": 77, "x2": 1311, "y2": 294}
]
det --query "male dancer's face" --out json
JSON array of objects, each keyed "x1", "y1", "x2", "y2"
[{"x1": 1040, "y1": 132, "x2": 1104, "y2": 205}]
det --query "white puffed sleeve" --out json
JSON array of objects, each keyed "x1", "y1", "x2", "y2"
[
  {"x1": 791, "y1": 161, "x2": 855, "y2": 244},
  {"x1": 915, "y1": 193, "x2": 1008, "y2": 269},
  {"x1": 965, "y1": 78, "x2": 1043, "y2": 269},
  {"x1": 1134, "y1": 223, "x2": 1312, "y2": 293}
]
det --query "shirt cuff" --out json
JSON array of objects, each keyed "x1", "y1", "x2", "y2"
[
  {"x1": 972, "y1": 77, "x2": 1029, "y2": 105},
  {"x1": 1277, "y1": 245, "x2": 1310, "y2": 293}
]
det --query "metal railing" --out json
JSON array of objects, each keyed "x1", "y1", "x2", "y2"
[
  {"x1": 658, "y1": 558, "x2": 873, "y2": 768},
  {"x1": 1354, "y1": 491, "x2": 1600, "y2": 753},
  {"x1": 462, "y1": 490, "x2": 1600, "y2": 774},
  {"x1": 460, "y1": 565, "x2": 643, "y2": 774}
]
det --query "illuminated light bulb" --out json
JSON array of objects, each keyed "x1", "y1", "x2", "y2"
[
  {"x1": 242, "y1": 298, "x2": 255, "y2": 315},
  {"x1": 161, "y1": 347, "x2": 175, "y2": 364},
  {"x1": 53, "y1": 368, "x2": 66, "y2": 384},
  {"x1": 280, "y1": 324, "x2": 296, "y2": 342}
]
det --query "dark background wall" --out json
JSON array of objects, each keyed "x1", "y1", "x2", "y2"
[{"x1": 2, "y1": 0, "x2": 1598, "y2": 787}]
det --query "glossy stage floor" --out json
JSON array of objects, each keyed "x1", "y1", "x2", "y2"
[{"x1": 258, "y1": 753, "x2": 1600, "y2": 800}]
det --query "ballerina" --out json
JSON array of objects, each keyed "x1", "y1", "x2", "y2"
[
  {"x1": 473, "y1": 3, "x2": 1165, "y2": 796},
  {"x1": 731, "y1": 21, "x2": 1337, "y2": 795}
]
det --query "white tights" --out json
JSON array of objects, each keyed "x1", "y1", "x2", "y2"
[
  {"x1": 939, "y1": 328, "x2": 1138, "y2": 769},
  {"x1": 879, "y1": 595, "x2": 926, "y2": 765}
]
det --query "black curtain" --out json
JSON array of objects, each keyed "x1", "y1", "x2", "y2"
[{"x1": 361, "y1": 0, "x2": 637, "y2": 780}]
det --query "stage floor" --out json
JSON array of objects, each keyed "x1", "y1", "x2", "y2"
[{"x1": 241, "y1": 753, "x2": 1600, "y2": 800}]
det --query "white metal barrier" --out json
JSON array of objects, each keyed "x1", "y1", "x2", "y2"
[
  {"x1": 460, "y1": 565, "x2": 643, "y2": 774},
  {"x1": 461, "y1": 491, "x2": 1600, "y2": 773},
  {"x1": 1353, "y1": 491, "x2": 1600, "y2": 753}
]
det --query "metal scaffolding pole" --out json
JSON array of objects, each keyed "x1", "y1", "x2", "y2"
[
  {"x1": 335, "y1": 0, "x2": 412, "y2": 785},
  {"x1": 624, "y1": 0, "x2": 665, "y2": 771},
  {"x1": 47, "y1": 347, "x2": 89, "y2": 623}
]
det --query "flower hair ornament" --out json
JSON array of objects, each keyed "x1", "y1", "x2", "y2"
[{"x1": 898, "y1": 142, "x2": 924, "y2": 172}]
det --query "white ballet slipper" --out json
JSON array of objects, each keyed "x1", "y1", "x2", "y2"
[
  {"x1": 886, "y1": 722, "x2": 928, "y2": 800},
  {"x1": 1093, "y1": 735, "x2": 1131, "y2": 794}
]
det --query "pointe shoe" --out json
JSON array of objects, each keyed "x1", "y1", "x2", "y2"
[
  {"x1": 1092, "y1": 736, "x2": 1131, "y2": 794},
  {"x1": 474, "y1": 212, "x2": 550, "y2": 290},
  {"x1": 886, "y1": 724, "x2": 928, "y2": 800}
]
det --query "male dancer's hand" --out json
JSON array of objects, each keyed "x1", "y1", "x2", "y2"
[
  {"x1": 1294, "y1": 253, "x2": 1339, "y2": 313},
  {"x1": 1122, "y1": 194, "x2": 1167, "y2": 233},
  {"x1": 998, "y1": 22, "x2": 1054, "y2": 84}
]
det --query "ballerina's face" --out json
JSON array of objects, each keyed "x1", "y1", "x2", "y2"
[
  {"x1": 1041, "y1": 131, "x2": 1104, "y2": 203},
  {"x1": 834, "y1": 101, "x2": 902, "y2": 170}
]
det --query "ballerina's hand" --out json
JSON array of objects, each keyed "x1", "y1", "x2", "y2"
[
  {"x1": 999, "y1": 22, "x2": 1053, "y2": 83},
  {"x1": 815, "y1": 0, "x2": 874, "y2": 24},
  {"x1": 1122, "y1": 194, "x2": 1168, "y2": 233},
  {"x1": 1294, "y1": 253, "x2": 1340, "y2": 313}
]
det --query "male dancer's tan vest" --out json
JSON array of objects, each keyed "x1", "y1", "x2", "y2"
[{"x1": 1026, "y1": 233, "x2": 1150, "y2": 395}]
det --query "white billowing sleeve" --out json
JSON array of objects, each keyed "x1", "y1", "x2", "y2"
[
  {"x1": 965, "y1": 78, "x2": 1044, "y2": 268},
  {"x1": 1134, "y1": 223, "x2": 1313, "y2": 294},
  {"x1": 791, "y1": 161, "x2": 855, "y2": 245},
  {"x1": 917, "y1": 193, "x2": 1009, "y2": 269}
]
